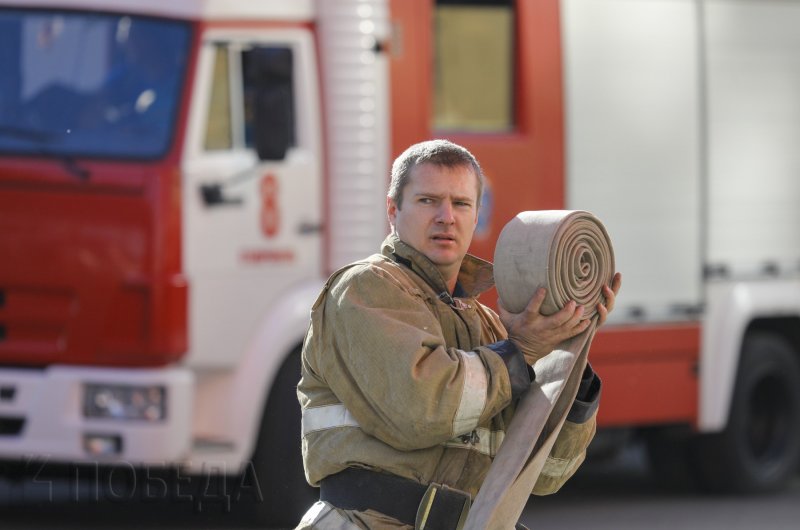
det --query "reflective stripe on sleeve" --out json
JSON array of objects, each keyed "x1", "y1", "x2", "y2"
[
  {"x1": 302, "y1": 403, "x2": 360, "y2": 437},
  {"x1": 452, "y1": 349, "x2": 488, "y2": 436}
]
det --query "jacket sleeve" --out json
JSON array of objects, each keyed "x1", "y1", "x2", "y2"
[
  {"x1": 308, "y1": 263, "x2": 515, "y2": 452},
  {"x1": 531, "y1": 366, "x2": 602, "y2": 495}
]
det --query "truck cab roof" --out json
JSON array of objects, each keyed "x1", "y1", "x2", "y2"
[{"x1": 0, "y1": 0, "x2": 314, "y2": 21}]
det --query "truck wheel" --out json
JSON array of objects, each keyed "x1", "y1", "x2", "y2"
[
  {"x1": 691, "y1": 332, "x2": 800, "y2": 493},
  {"x1": 248, "y1": 347, "x2": 317, "y2": 526}
]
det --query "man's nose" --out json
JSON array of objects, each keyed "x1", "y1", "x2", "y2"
[{"x1": 436, "y1": 202, "x2": 455, "y2": 224}]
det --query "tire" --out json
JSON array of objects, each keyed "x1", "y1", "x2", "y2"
[
  {"x1": 690, "y1": 332, "x2": 800, "y2": 493},
  {"x1": 247, "y1": 347, "x2": 317, "y2": 526}
]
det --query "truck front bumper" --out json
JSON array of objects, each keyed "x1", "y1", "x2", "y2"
[{"x1": 0, "y1": 365, "x2": 193, "y2": 465}]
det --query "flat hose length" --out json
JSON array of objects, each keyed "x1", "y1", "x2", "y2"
[{"x1": 464, "y1": 210, "x2": 615, "y2": 530}]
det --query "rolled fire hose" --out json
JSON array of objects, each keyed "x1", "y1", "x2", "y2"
[{"x1": 463, "y1": 210, "x2": 615, "y2": 530}]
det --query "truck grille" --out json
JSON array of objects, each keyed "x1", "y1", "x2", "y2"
[{"x1": 0, "y1": 287, "x2": 74, "y2": 363}]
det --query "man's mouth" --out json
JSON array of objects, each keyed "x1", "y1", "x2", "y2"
[{"x1": 431, "y1": 234, "x2": 456, "y2": 243}]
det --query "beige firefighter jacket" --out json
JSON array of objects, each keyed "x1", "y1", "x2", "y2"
[{"x1": 297, "y1": 235, "x2": 599, "y2": 511}]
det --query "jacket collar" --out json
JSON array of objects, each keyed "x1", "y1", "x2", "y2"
[{"x1": 380, "y1": 234, "x2": 495, "y2": 298}]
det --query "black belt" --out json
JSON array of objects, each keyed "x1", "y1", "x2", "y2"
[{"x1": 320, "y1": 467, "x2": 471, "y2": 529}]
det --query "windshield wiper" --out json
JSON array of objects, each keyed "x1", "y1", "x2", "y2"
[
  {"x1": 0, "y1": 125, "x2": 56, "y2": 143},
  {"x1": 0, "y1": 125, "x2": 91, "y2": 181},
  {"x1": 60, "y1": 156, "x2": 91, "y2": 181}
]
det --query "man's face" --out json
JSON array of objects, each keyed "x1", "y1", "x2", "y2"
[{"x1": 387, "y1": 162, "x2": 479, "y2": 286}]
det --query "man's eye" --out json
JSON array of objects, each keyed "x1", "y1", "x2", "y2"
[
  {"x1": 419, "y1": 198, "x2": 434, "y2": 204},
  {"x1": 455, "y1": 201, "x2": 472, "y2": 208}
]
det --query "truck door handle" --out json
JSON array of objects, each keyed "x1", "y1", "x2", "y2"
[
  {"x1": 298, "y1": 222, "x2": 323, "y2": 235},
  {"x1": 199, "y1": 184, "x2": 243, "y2": 207}
]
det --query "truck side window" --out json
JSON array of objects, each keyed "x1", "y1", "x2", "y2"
[
  {"x1": 433, "y1": 0, "x2": 515, "y2": 132},
  {"x1": 205, "y1": 44, "x2": 233, "y2": 150},
  {"x1": 203, "y1": 43, "x2": 295, "y2": 157},
  {"x1": 242, "y1": 47, "x2": 296, "y2": 151}
]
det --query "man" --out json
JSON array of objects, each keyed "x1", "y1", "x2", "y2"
[{"x1": 297, "y1": 140, "x2": 621, "y2": 529}]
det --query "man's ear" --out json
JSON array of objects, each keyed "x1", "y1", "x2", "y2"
[{"x1": 387, "y1": 196, "x2": 397, "y2": 228}]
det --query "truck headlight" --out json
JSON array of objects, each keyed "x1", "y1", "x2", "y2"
[{"x1": 83, "y1": 384, "x2": 166, "y2": 421}]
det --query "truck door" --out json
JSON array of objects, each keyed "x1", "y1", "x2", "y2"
[{"x1": 181, "y1": 29, "x2": 322, "y2": 368}]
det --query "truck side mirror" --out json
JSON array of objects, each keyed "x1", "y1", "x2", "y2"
[{"x1": 248, "y1": 47, "x2": 294, "y2": 161}]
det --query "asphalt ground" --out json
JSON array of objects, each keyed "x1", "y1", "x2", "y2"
[{"x1": 1, "y1": 442, "x2": 799, "y2": 529}]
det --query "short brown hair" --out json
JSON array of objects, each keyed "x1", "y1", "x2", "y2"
[{"x1": 388, "y1": 139, "x2": 484, "y2": 209}]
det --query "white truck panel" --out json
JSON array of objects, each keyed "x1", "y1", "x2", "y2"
[
  {"x1": 705, "y1": 0, "x2": 800, "y2": 277},
  {"x1": 701, "y1": 279, "x2": 800, "y2": 431},
  {"x1": 186, "y1": 280, "x2": 324, "y2": 473},
  {"x1": 562, "y1": 0, "x2": 702, "y2": 323}
]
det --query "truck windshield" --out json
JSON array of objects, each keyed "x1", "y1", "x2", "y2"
[{"x1": 0, "y1": 11, "x2": 190, "y2": 159}]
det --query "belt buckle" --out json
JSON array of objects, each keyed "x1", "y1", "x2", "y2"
[{"x1": 415, "y1": 482, "x2": 471, "y2": 530}]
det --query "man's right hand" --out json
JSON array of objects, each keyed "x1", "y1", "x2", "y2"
[{"x1": 498, "y1": 287, "x2": 590, "y2": 365}]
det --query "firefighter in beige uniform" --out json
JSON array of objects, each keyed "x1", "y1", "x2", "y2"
[{"x1": 297, "y1": 140, "x2": 621, "y2": 529}]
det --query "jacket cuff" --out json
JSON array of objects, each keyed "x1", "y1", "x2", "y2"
[
  {"x1": 567, "y1": 363, "x2": 601, "y2": 424},
  {"x1": 485, "y1": 339, "x2": 533, "y2": 400}
]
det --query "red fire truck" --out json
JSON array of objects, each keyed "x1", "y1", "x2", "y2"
[{"x1": 1, "y1": 0, "x2": 798, "y2": 525}]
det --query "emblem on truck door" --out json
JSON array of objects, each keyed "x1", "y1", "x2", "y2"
[{"x1": 260, "y1": 173, "x2": 280, "y2": 238}]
